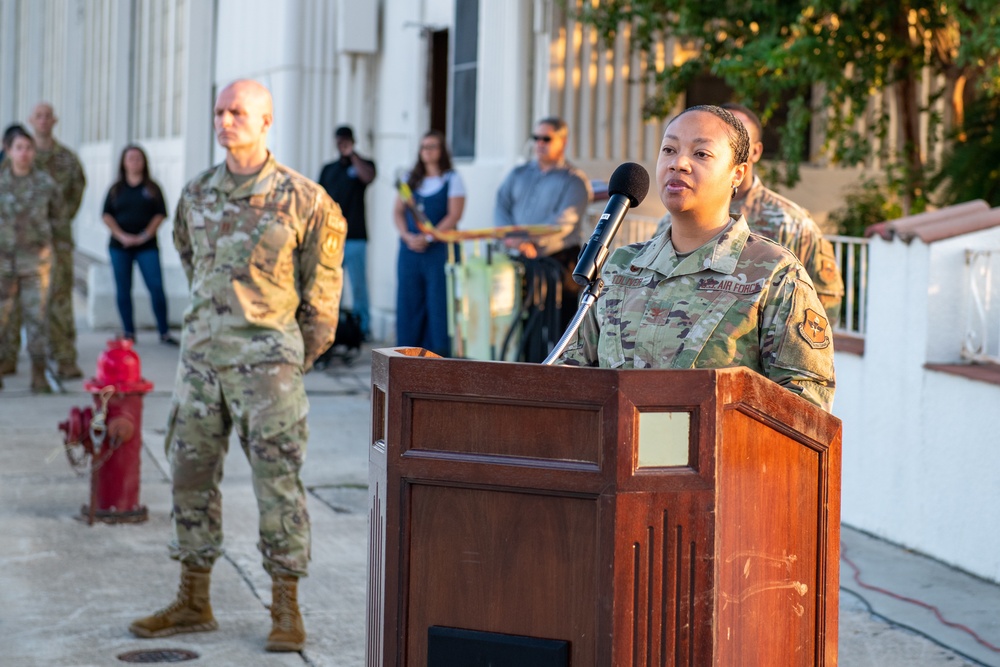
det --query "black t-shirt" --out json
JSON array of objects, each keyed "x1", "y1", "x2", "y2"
[
  {"x1": 317, "y1": 155, "x2": 375, "y2": 240},
  {"x1": 103, "y1": 181, "x2": 168, "y2": 251}
]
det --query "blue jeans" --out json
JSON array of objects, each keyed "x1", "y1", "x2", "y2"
[
  {"x1": 109, "y1": 246, "x2": 169, "y2": 337},
  {"x1": 343, "y1": 239, "x2": 370, "y2": 336}
]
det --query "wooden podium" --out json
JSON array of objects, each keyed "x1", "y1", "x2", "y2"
[{"x1": 366, "y1": 348, "x2": 841, "y2": 666}]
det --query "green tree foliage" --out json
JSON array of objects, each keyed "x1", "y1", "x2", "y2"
[
  {"x1": 931, "y1": 94, "x2": 1000, "y2": 207},
  {"x1": 577, "y1": 1, "x2": 1000, "y2": 212}
]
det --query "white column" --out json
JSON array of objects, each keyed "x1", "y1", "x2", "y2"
[
  {"x1": 108, "y1": 0, "x2": 132, "y2": 155},
  {"x1": 182, "y1": 0, "x2": 216, "y2": 178},
  {"x1": 475, "y1": 0, "x2": 533, "y2": 166},
  {"x1": 0, "y1": 0, "x2": 19, "y2": 125},
  {"x1": 362, "y1": 0, "x2": 431, "y2": 339}
]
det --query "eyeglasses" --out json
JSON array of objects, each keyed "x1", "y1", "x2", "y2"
[
  {"x1": 532, "y1": 135, "x2": 553, "y2": 143},
  {"x1": 419, "y1": 144, "x2": 440, "y2": 151}
]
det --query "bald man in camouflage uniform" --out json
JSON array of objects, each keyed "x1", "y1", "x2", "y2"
[
  {"x1": 0, "y1": 125, "x2": 60, "y2": 393},
  {"x1": 0, "y1": 103, "x2": 88, "y2": 378},
  {"x1": 129, "y1": 80, "x2": 346, "y2": 652},
  {"x1": 559, "y1": 215, "x2": 835, "y2": 411},
  {"x1": 654, "y1": 104, "x2": 844, "y2": 327}
]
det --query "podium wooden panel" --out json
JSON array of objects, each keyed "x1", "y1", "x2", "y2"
[{"x1": 367, "y1": 348, "x2": 841, "y2": 666}]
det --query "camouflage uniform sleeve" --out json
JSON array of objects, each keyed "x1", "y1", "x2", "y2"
[
  {"x1": 759, "y1": 264, "x2": 836, "y2": 411},
  {"x1": 173, "y1": 193, "x2": 193, "y2": 284},
  {"x1": 297, "y1": 192, "x2": 347, "y2": 370},
  {"x1": 797, "y1": 223, "x2": 844, "y2": 328},
  {"x1": 63, "y1": 155, "x2": 87, "y2": 221},
  {"x1": 48, "y1": 180, "x2": 61, "y2": 241}
]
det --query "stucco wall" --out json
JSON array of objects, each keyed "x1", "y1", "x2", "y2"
[{"x1": 835, "y1": 230, "x2": 1000, "y2": 584}]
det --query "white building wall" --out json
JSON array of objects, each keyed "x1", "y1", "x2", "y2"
[
  {"x1": 919, "y1": 370, "x2": 1000, "y2": 580},
  {"x1": 835, "y1": 228, "x2": 1000, "y2": 584}
]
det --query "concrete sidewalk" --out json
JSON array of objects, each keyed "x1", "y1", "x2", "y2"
[{"x1": 1, "y1": 312, "x2": 999, "y2": 666}]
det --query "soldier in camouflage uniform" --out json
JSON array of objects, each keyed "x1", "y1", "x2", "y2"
[
  {"x1": 653, "y1": 103, "x2": 844, "y2": 327},
  {"x1": 129, "y1": 80, "x2": 346, "y2": 652},
  {"x1": 0, "y1": 125, "x2": 59, "y2": 393},
  {"x1": 0, "y1": 103, "x2": 88, "y2": 379},
  {"x1": 560, "y1": 105, "x2": 835, "y2": 411}
]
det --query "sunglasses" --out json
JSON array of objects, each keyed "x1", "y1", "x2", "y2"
[{"x1": 532, "y1": 135, "x2": 553, "y2": 143}]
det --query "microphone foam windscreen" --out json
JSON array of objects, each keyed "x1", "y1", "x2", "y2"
[{"x1": 608, "y1": 162, "x2": 650, "y2": 207}]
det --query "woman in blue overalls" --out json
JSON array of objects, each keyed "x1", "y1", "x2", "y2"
[{"x1": 392, "y1": 131, "x2": 466, "y2": 356}]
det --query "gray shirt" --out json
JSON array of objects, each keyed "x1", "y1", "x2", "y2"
[{"x1": 493, "y1": 159, "x2": 592, "y2": 256}]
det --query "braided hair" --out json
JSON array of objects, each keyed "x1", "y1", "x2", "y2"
[{"x1": 672, "y1": 104, "x2": 750, "y2": 167}]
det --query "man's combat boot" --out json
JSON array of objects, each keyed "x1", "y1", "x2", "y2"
[
  {"x1": 129, "y1": 564, "x2": 218, "y2": 638},
  {"x1": 57, "y1": 360, "x2": 84, "y2": 380},
  {"x1": 30, "y1": 359, "x2": 51, "y2": 394},
  {"x1": 265, "y1": 575, "x2": 306, "y2": 652}
]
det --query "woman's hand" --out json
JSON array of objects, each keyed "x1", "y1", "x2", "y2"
[
  {"x1": 117, "y1": 231, "x2": 145, "y2": 247},
  {"x1": 403, "y1": 231, "x2": 429, "y2": 253}
]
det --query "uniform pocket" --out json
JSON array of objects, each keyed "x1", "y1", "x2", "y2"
[
  {"x1": 651, "y1": 291, "x2": 741, "y2": 369},
  {"x1": 599, "y1": 285, "x2": 628, "y2": 368},
  {"x1": 250, "y1": 218, "x2": 293, "y2": 283}
]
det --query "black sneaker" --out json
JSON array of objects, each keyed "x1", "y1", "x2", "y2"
[{"x1": 160, "y1": 334, "x2": 180, "y2": 346}]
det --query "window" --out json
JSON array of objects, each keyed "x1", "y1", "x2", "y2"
[{"x1": 451, "y1": 0, "x2": 478, "y2": 159}]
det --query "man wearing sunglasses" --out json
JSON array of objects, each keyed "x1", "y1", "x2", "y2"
[{"x1": 494, "y1": 116, "x2": 592, "y2": 334}]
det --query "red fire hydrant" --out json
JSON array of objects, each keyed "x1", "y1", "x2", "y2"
[{"x1": 59, "y1": 338, "x2": 154, "y2": 525}]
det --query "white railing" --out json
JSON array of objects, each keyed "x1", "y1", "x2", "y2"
[
  {"x1": 614, "y1": 215, "x2": 661, "y2": 250},
  {"x1": 828, "y1": 235, "x2": 869, "y2": 336},
  {"x1": 962, "y1": 249, "x2": 1000, "y2": 364}
]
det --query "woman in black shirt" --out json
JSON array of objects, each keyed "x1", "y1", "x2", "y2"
[{"x1": 101, "y1": 144, "x2": 176, "y2": 344}]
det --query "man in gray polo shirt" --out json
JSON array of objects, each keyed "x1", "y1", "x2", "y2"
[{"x1": 494, "y1": 116, "x2": 592, "y2": 333}]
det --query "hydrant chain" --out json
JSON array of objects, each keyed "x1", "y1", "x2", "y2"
[{"x1": 89, "y1": 385, "x2": 115, "y2": 453}]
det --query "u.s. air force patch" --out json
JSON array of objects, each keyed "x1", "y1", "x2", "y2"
[
  {"x1": 697, "y1": 276, "x2": 765, "y2": 295},
  {"x1": 798, "y1": 308, "x2": 830, "y2": 348}
]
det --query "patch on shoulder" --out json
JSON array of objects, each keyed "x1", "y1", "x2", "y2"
[
  {"x1": 818, "y1": 256, "x2": 839, "y2": 284},
  {"x1": 798, "y1": 308, "x2": 830, "y2": 348},
  {"x1": 322, "y1": 235, "x2": 342, "y2": 257}
]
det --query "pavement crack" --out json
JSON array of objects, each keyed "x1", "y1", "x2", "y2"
[
  {"x1": 143, "y1": 441, "x2": 171, "y2": 481},
  {"x1": 308, "y1": 484, "x2": 368, "y2": 515},
  {"x1": 222, "y1": 552, "x2": 265, "y2": 606}
]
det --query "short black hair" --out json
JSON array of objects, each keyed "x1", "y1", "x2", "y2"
[
  {"x1": 2, "y1": 123, "x2": 33, "y2": 150},
  {"x1": 536, "y1": 116, "x2": 568, "y2": 136},
  {"x1": 720, "y1": 102, "x2": 763, "y2": 143},
  {"x1": 334, "y1": 125, "x2": 355, "y2": 141}
]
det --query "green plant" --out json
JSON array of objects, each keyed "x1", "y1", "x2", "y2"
[
  {"x1": 827, "y1": 177, "x2": 906, "y2": 237},
  {"x1": 930, "y1": 93, "x2": 1000, "y2": 207}
]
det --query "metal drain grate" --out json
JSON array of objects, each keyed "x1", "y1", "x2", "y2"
[{"x1": 118, "y1": 648, "x2": 199, "y2": 663}]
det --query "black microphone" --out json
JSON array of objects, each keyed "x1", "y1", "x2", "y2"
[{"x1": 573, "y1": 162, "x2": 649, "y2": 286}]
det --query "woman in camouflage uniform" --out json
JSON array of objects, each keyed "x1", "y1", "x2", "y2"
[
  {"x1": 559, "y1": 105, "x2": 835, "y2": 411},
  {"x1": 0, "y1": 125, "x2": 59, "y2": 393}
]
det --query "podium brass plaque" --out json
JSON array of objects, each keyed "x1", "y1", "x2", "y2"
[{"x1": 637, "y1": 411, "x2": 690, "y2": 468}]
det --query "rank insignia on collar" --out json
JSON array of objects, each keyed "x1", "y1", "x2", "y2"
[{"x1": 798, "y1": 308, "x2": 830, "y2": 348}]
